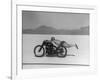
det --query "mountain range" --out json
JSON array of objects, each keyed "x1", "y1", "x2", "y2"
[{"x1": 22, "y1": 25, "x2": 89, "y2": 35}]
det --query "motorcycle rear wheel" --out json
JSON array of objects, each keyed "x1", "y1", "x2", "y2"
[{"x1": 57, "y1": 46, "x2": 67, "y2": 58}]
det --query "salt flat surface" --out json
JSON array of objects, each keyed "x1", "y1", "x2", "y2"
[{"x1": 22, "y1": 34, "x2": 89, "y2": 69}]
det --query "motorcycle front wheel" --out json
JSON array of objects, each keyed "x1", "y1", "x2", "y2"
[
  {"x1": 57, "y1": 46, "x2": 67, "y2": 58},
  {"x1": 34, "y1": 45, "x2": 45, "y2": 57}
]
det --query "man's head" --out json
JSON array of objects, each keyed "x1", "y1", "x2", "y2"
[{"x1": 51, "y1": 37, "x2": 55, "y2": 41}]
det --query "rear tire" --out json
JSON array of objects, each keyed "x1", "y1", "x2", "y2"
[
  {"x1": 57, "y1": 46, "x2": 67, "y2": 58},
  {"x1": 34, "y1": 45, "x2": 45, "y2": 57}
]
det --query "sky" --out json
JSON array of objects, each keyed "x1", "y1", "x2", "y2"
[{"x1": 22, "y1": 11, "x2": 89, "y2": 30}]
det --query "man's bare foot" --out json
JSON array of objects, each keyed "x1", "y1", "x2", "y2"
[{"x1": 75, "y1": 44, "x2": 79, "y2": 49}]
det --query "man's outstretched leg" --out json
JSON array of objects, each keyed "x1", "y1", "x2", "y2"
[{"x1": 63, "y1": 42, "x2": 79, "y2": 49}]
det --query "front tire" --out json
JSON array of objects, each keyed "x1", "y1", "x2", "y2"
[
  {"x1": 57, "y1": 46, "x2": 67, "y2": 58},
  {"x1": 34, "y1": 45, "x2": 45, "y2": 57}
]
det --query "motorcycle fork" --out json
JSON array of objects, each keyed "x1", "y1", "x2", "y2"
[{"x1": 38, "y1": 43, "x2": 44, "y2": 52}]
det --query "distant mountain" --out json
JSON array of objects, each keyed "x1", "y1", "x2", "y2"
[{"x1": 22, "y1": 25, "x2": 89, "y2": 35}]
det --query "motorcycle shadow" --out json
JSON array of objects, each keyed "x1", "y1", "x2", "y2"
[
  {"x1": 45, "y1": 54, "x2": 75, "y2": 57},
  {"x1": 46, "y1": 54, "x2": 57, "y2": 57},
  {"x1": 67, "y1": 54, "x2": 75, "y2": 56}
]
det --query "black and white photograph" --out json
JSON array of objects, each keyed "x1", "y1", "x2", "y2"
[{"x1": 22, "y1": 10, "x2": 90, "y2": 69}]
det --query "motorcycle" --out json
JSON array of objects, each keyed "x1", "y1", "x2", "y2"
[{"x1": 34, "y1": 40, "x2": 67, "y2": 58}]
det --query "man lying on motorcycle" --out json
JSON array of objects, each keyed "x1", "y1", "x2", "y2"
[{"x1": 50, "y1": 37, "x2": 79, "y2": 49}]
